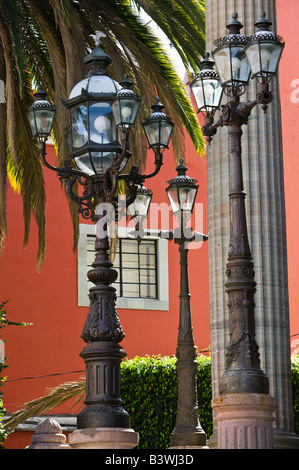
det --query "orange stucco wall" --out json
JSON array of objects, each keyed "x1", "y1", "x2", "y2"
[
  {"x1": 277, "y1": 0, "x2": 299, "y2": 353},
  {"x1": 2, "y1": 0, "x2": 299, "y2": 449}
]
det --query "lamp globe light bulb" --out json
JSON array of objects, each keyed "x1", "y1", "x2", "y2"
[
  {"x1": 94, "y1": 115, "x2": 111, "y2": 133},
  {"x1": 121, "y1": 106, "x2": 132, "y2": 119}
]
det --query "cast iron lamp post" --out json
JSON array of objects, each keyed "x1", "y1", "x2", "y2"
[
  {"x1": 190, "y1": 12, "x2": 284, "y2": 395},
  {"x1": 166, "y1": 160, "x2": 208, "y2": 448},
  {"x1": 28, "y1": 32, "x2": 174, "y2": 430},
  {"x1": 130, "y1": 159, "x2": 208, "y2": 447}
]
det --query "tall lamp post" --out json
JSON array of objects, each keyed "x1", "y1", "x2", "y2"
[
  {"x1": 190, "y1": 12, "x2": 284, "y2": 448},
  {"x1": 130, "y1": 159, "x2": 208, "y2": 448},
  {"x1": 28, "y1": 32, "x2": 173, "y2": 448}
]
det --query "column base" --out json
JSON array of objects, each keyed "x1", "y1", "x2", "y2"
[
  {"x1": 68, "y1": 427, "x2": 139, "y2": 449},
  {"x1": 212, "y1": 393, "x2": 277, "y2": 449}
]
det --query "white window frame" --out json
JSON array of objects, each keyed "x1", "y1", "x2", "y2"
[{"x1": 77, "y1": 224, "x2": 169, "y2": 310}]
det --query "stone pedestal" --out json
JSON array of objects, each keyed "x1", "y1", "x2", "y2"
[
  {"x1": 68, "y1": 427, "x2": 139, "y2": 449},
  {"x1": 212, "y1": 393, "x2": 278, "y2": 449},
  {"x1": 26, "y1": 417, "x2": 71, "y2": 449}
]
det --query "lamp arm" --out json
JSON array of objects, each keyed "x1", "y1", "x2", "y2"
[
  {"x1": 103, "y1": 129, "x2": 130, "y2": 203},
  {"x1": 37, "y1": 139, "x2": 97, "y2": 220},
  {"x1": 141, "y1": 152, "x2": 163, "y2": 181},
  {"x1": 37, "y1": 139, "x2": 91, "y2": 180}
]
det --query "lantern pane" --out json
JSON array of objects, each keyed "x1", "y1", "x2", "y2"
[
  {"x1": 160, "y1": 120, "x2": 174, "y2": 148},
  {"x1": 128, "y1": 192, "x2": 152, "y2": 218},
  {"x1": 167, "y1": 187, "x2": 180, "y2": 213},
  {"x1": 112, "y1": 98, "x2": 140, "y2": 128},
  {"x1": 74, "y1": 154, "x2": 94, "y2": 176},
  {"x1": 204, "y1": 78, "x2": 223, "y2": 108},
  {"x1": 89, "y1": 102, "x2": 116, "y2": 144},
  {"x1": 245, "y1": 43, "x2": 260, "y2": 76},
  {"x1": 191, "y1": 79, "x2": 205, "y2": 111},
  {"x1": 28, "y1": 108, "x2": 55, "y2": 137},
  {"x1": 259, "y1": 42, "x2": 283, "y2": 74},
  {"x1": 89, "y1": 151, "x2": 116, "y2": 176},
  {"x1": 71, "y1": 105, "x2": 88, "y2": 149},
  {"x1": 230, "y1": 47, "x2": 251, "y2": 85},
  {"x1": 144, "y1": 120, "x2": 160, "y2": 147},
  {"x1": 179, "y1": 187, "x2": 197, "y2": 212},
  {"x1": 28, "y1": 109, "x2": 36, "y2": 135},
  {"x1": 213, "y1": 47, "x2": 231, "y2": 84}
]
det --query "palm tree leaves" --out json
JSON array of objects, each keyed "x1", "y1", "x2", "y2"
[
  {"x1": 4, "y1": 379, "x2": 86, "y2": 432},
  {"x1": 0, "y1": 0, "x2": 206, "y2": 268}
]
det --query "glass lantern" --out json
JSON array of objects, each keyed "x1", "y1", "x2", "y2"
[
  {"x1": 190, "y1": 52, "x2": 223, "y2": 115},
  {"x1": 111, "y1": 74, "x2": 141, "y2": 128},
  {"x1": 27, "y1": 84, "x2": 56, "y2": 140},
  {"x1": 127, "y1": 184, "x2": 153, "y2": 219},
  {"x1": 166, "y1": 159, "x2": 198, "y2": 216},
  {"x1": 245, "y1": 12, "x2": 285, "y2": 83},
  {"x1": 212, "y1": 12, "x2": 251, "y2": 89},
  {"x1": 143, "y1": 98, "x2": 174, "y2": 153},
  {"x1": 64, "y1": 40, "x2": 133, "y2": 178}
]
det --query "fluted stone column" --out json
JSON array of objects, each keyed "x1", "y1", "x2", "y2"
[{"x1": 206, "y1": 0, "x2": 299, "y2": 448}]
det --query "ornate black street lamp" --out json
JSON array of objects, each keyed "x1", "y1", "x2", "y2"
[
  {"x1": 166, "y1": 160, "x2": 208, "y2": 448},
  {"x1": 190, "y1": 12, "x2": 284, "y2": 396},
  {"x1": 130, "y1": 159, "x2": 208, "y2": 447},
  {"x1": 28, "y1": 32, "x2": 173, "y2": 430}
]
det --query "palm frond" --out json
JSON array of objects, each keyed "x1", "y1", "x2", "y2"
[
  {"x1": 4, "y1": 379, "x2": 85, "y2": 432},
  {"x1": 0, "y1": 0, "x2": 206, "y2": 268}
]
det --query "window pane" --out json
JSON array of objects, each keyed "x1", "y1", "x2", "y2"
[
  {"x1": 140, "y1": 284, "x2": 156, "y2": 298},
  {"x1": 140, "y1": 253, "x2": 156, "y2": 269},
  {"x1": 139, "y1": 242, "x2": 155, "y2": 255},
  {"x1": 121, "y1": 239, "x2": 138, "y2": 254},
  {"x1": 122, "y1": 268, "x2": 139, "y2": 284},
  {"x1": 122, "y1": 283, "x2": 139, "y2": 298},
  {"x1": 122, "y1": 253, "x2": 138, "y2": 268},
  {"x1": 140, "y1": 269, "x2": 156, "y2": 284}
]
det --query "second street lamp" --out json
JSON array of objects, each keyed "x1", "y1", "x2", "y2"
[
  {"x1": 129, "y1": 160, "x2": 208, "y2": 448},
  {"x1": 191, "y1": 12, "x2": 284, "y2": 397},
  {"x1": 166, "y1": 160, "x2": 208, "y2": 449}
]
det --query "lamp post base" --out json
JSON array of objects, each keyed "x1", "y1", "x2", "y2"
[
  {"x1": 169, "y1": 429, "x2": 208, "y2": 449},
  {"x1": 77, "y1": 341, "x2": 130, "y2": 429},
  {"x1": 212, "y1": 393, "x2": 277, "y2": 449},
  {"x1": 68, "y1": 427, "x2": 139, "y2": 449}
]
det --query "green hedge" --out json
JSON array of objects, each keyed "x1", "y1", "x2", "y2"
[
  {"x1": 120, "y1": 355, "x2": 212, "y2": 449},
  {"x1": 121, "y1": 354, "x2": 299, "y2": 449},
  {"x1": 291, "y1": 355, "x2": 299, "y2": 435}
]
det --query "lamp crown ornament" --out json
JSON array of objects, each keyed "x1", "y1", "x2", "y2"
[
  {"x1": 90, "y1": 30, "x2": 106, "y2": 47},
  {"x1": 214, "y1": 12, "x2": 247, "y2": 47},
  {"x1": 84, "y1": 31, "x2": 111, "y2": 74},
  {"x1": 227, "y1": 11, "x2": 244, "y2": 36},
  {"x1": 197, "y1": 52, "x2": 219, "y2": 79}
]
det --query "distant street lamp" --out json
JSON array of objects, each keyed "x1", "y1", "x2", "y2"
[
  {"x1": 130, "y1": 159, "x2": 208, "y2": 448},
  {"x1": 191, "y1": 12, "x2": 284, "y2": 396},
  {"x1": 28, "y1": 32, "x2": 173, "y2": 431}
]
